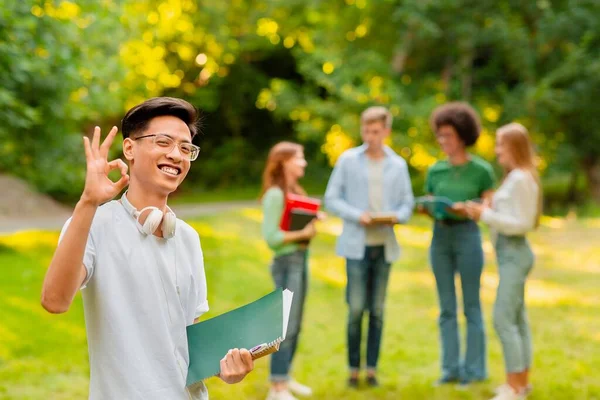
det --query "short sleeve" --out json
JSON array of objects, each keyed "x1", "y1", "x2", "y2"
[
  {"x1": 480, "y1": 163, "x2": 496, "y2": 194},
  {"x1": 425, "y1": 166, "x2": 434, "y2": 194},
  {"x1": 58, "y1": 217, "x2": 95, "y2": 289},
  {"x1": 193, "y1": 233, "x2": 209, "y2": 319}
]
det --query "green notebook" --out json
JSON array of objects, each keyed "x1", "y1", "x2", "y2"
[
  {"x1": 416, "y1": 196, "x2": 483, "y2": 220},
  {"x1": 186, "y1": 288, "x2": 293, "y2": 387},
  {"x1": 415, "y1": 196, "x2": 455, "y2": 219}
]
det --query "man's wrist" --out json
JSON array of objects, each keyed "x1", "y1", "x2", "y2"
[{"x1": 78, "y1": 194, "x2": 101, "y2": 209}]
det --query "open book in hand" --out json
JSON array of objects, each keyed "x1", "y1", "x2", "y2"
[
  {"x1": 415, "y1": 196, "x2": 455, "y2": 220},
  {"x1": 369, "y1": 212, "x2": 397, "y2": 224},
  {"x1": 186, "y1": 288, "x2": 293, "y2": 387}
]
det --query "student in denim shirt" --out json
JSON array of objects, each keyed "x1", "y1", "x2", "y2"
[
  {"x1": 422, "y1": 102, "x2": 496, "y2": 387},
  {"x1": 261, "y1": 142, "x2": 317, "y2": 400},
  {"x1": 324, "y1": 106, "x2": 414, "y2": 388}
]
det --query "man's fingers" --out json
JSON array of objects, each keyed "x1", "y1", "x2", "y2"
[
  {"x1": 239, "y1": 349, "x2": 253, "y2": 371},
  {"x1": 104, "y1": 159, "x2": 129, "y2": 194},
  {"x1": 219, "y1": 356, "x2": 229, "y2": 375},
  {"x1": 218, "y1": 349, "x2": 252, "y2": 384},
  {"x1": 112, "y1": 174, "x2": 129, "y2": 193},
  {"x1": 83, "y1": 136, "x2": 93, "y2": 161},
  {"x1": 107, "y1": 159, "x2": 128, "y2": 176},
  {"x1": 100, "y1": 126, "x2": 118, "y2": 158},
  {"x1": 230, "y1": 348, "x2": 242, "y2": 369},
  {"x1": 91, "y1": 126, "x2": 101, "y2": 157}
]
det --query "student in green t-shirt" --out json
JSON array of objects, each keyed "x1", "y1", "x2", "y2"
[
  {"x1": 423, "y1": 102, "x2": 496, "y2": 387},
  {"x1": 260, "y1": 142, "x2": 317, "y2": 400}
]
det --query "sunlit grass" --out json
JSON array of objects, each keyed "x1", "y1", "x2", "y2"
[{"x1": 0, "y1": 213, "x2": 599, "y2": 399}]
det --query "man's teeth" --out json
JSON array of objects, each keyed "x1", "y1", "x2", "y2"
[{"x1": 161, "y1": 166, "x2": 179, "y2": 175}]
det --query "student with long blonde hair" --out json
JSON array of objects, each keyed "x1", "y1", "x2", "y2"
[
  {"x1": 261, "y1": 142, "x2": 316, "y2": 400},
  {"x1": 466, "y1": 123, "x2": 542, "y2": 400}
]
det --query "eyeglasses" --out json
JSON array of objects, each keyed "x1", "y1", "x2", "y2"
[{"x1": 134, "y1": 134, "x2": 200, "y2": 161}]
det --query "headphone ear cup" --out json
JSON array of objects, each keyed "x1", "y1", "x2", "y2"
[
  {"x1": 162, "y1": 210, "x2": 176, "y2": 239},
  {"x1": 143, "y1": 208, "x2": 164, "y2": 235}
]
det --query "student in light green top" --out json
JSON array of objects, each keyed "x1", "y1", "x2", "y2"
[
  {"x1": 261, "y1": 142, "x2": 317, "y2": 400},
  {"x1": 422, "y1": 102, "x2": 496, "y2": 387}
]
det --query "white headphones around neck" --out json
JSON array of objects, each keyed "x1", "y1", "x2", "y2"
[{"x1": 120, "y1": 192, "x2": 176, "y2": 239}]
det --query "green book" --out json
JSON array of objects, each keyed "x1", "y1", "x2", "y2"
[
  {"x1": 416, "y1": 196, "x2": 483, "y2": 220},
  {"x1": 186, "y1": 288, "x2": 293, "y2": 387},
  {"x1": 415, "y1": 196, "x2": 455, "y2": 219}
]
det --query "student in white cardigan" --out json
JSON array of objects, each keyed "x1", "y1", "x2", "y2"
[{"x1": 465, "y1": 123, "x2": 542, "y2": 400}]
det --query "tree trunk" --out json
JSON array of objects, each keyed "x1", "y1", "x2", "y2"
[
  {"x1": 567, "y1": 167, "x2": 579, "y2": 204},
  {"x1": 459, "y1": 42, "x2": 474, "y2": 100},
  {"x1": 392, "y1": 30, "x2": 415, "y2": 74},
  {"x1": 441, "y1": 56, "x2": 454, "y2": 95},
  {"x1": 583, "y1": 157, "x2": 600, "y2": 202}
]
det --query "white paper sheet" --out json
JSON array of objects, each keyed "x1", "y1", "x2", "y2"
[{"x1": 282, "y1": 289, "x2": 294, "y2": 340}]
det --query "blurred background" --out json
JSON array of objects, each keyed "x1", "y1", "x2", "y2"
[
  {"x1": 1, "y1": 1, "x2": 600, "y2": 400},
  {"x1": 2, "y1": 0, "x2": 600, "y2": 213}
]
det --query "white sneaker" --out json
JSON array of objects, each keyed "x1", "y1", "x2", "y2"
[
  {"x1": 494, "y1": 384, "x2": 512, "y2": 394},
  {"x1": 494, "y1": 383, "x2": 533, "y2": 396},
  {"x1": 490, "y1": 386, "x2": 525, "y2": 400},
  {"x1": 288, "y1": 380, "x2": 313, "y2": 397},
  {"x1": 266, "y1": 389, "x2": 298, "y2": 400}
]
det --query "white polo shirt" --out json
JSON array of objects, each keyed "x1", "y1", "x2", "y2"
[{"x1": 59, "y1": 200, "x2": 210, "y2": 400}]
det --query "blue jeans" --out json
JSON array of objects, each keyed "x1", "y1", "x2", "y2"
[
  {"x1": 270, "y1": 250, "x2": 308, "y2": 382},
  {"x1": 430, "y1": 221, "x2": 487, "y2": 381},
  {"x1": 494, "y1": 235, "x2": 534, "y2": 373},
  {"x1": 346, "y1": 246, "x2": 391, "y2": 372}
]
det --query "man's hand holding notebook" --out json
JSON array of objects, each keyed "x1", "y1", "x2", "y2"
[{"x1": 186, "y1": 289, "x2": 294, "y2": 387}]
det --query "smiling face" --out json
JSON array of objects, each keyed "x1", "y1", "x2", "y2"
[
  {"x1": 123, "y1": 115, "x2": 192, "y2": 196},
  {"x1": 282, "y1": 149, "x2": 307, "y2": 181},
  {"x1": 435, "y1": 124, "x2": 465, "y2": 157}
]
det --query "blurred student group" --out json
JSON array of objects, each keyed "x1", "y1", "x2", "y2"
[{"x1": 259, "y1": 101, "x2": 541, "y2": 400}]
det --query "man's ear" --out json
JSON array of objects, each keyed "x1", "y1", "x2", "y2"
[{"x1": 122, "y1": 138, "x2": 134, "y2": 161}]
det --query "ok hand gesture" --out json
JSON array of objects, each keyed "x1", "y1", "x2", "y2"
[{"x1": 81, "y1": 126, "x2": 129, "y2": 206}]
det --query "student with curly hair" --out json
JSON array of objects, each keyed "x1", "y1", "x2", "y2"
[{"x1": 423, "y1": 102, "x2": 496, "y2": 387}]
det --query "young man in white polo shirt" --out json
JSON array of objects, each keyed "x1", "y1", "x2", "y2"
[{"x1": 41, "y1": 97, "x2": 253, "y2": 399}]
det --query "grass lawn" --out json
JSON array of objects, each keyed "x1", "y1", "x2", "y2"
[
  {"x1": 169, "y1": 176, "x2": 328, "y2": 206},
  {"x1": 0, "y1": 212, "x2": 599, "y2": 400}
]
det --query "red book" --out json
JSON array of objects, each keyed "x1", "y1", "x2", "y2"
[{"x1": 280, "y1": 193, "x2": 321, "y2": 231}]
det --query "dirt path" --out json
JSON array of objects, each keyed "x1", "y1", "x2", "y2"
[
  {"x1": 0, "y1": 174, "x2": 262, "y2": 234},
  {"x1": 0, "y1": 200, "x2": 258, "y2": 234}
]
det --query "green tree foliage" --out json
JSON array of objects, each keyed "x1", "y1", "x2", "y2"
[
  {"x1": 2, "y1": 0, "x2": 600, "y2": 202},
  {"x1": 0, "y1": 0, "x2": 127, "y2": 200},
  {"x1": 521, "y1": 1, "x2": 600, "y2": 200}
]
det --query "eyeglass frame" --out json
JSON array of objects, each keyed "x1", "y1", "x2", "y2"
[{"x1": 133, "y1": 133, "x2": 201, "y2": 161}]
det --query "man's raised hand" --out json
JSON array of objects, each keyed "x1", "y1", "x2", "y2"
[{"x1": 81, "y1": 126, "x2": 129, "y2": 206}]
